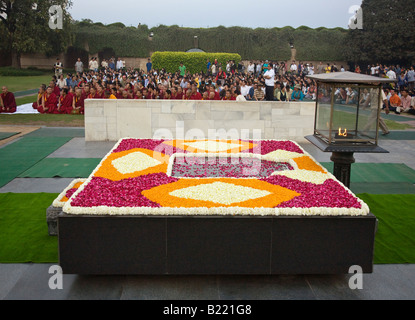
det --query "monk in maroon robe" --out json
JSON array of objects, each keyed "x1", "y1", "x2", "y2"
[
  {"x1": 49, "y1": 81, "x2": 61, "y2": 97},
  {"x1": 0, "y1": 86, "x2": 17, "y2": 113},
  {"x1": 32, "y1": 84, "x2": 47, "y2": 110},
  {"x1": 73, "y1": 87, "x2": 85, "y2": 114},
  {"x1": 38, "y1": 87, "x2": 58, "y2": 114},
  {"x1": 58, "y1": 88, "x2": 74, "y2": 114}
]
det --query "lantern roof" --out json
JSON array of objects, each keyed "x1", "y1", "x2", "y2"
[{"x1": 307, "y1": 71, "x2": 396, "y2": 84}]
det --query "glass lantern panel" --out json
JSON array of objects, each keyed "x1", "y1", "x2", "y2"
[
  {"x1": 331, "y1": 84, "x2": 360, "y2": 142},
  {"x1": 315, "y1": 83, "x2": 333, "y2": 142},
  {"x1": 356, "y1": 86, "x2": 380, "y2": 142}
]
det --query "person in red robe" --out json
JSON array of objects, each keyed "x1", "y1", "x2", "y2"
[
  {"x1": 0, "y1": 86, "x2": 17, "y2": 113},
  {"x1": 57, "y1": 88, "x2": 74, "y2": 114},
  {"x1": 87, "y1": 87, "x2": 98, "y2": 99},
  {"x1": 81, "y1": 84, "x2": 90, "y2": 100},
  {"x1": 49, "y1": 80, "x2": 61, "y2": 97},
  {"x1": 32, "y1": 84, "x2": 47, "y2": 110},
  {"x1": 38, "y1": 87, "x2": 58, "y2": 114},
  {"x1": 208, "y1": 86, "x2": 221, "y2": 100},
  {"x1": 222, "y1": 90, "x2": 235, "y2": 101},
  {"x1": 176, "y1": 87, "x2": 184, "y2": 100},
  {"x1": 72, "y1": 87, "x2": 85, "y2": 114},
  {"x1": 170, "y1": 87, "x2": 178, "y2": 100},
  {"x1": 95, "y1": 85, "x2": 105, "y2": 99},
  {"x1": 189, "y1": 84, "x2": 202, "y2": 100}
]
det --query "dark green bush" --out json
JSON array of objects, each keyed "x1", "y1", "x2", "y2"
[
  {"x1": 0, "y1": 67, "x2": 46, "y2": 76},
  {"x1": 70, "y1": 23, "x2": 347, "y2": 61}
]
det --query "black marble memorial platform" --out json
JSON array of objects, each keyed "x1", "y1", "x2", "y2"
[{"x1": 58, "y1": 212, "x2": 377, "y2": 275}]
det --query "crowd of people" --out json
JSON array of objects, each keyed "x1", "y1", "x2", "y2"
[
  {"x1": 27, "y1": 58, "x2": 330, "y2": 115},
  {"x1": 1, "y1": 57, "x2": 415, "y2": 116}
]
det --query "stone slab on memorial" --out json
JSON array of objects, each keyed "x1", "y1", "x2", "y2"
[{"x1": 58, "y1": 138, "x2": 377, "y2": 275}]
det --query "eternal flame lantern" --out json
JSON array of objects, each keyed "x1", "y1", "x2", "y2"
[{"x1": 305, "y1": 72, "x2": 396, "y2": 188}]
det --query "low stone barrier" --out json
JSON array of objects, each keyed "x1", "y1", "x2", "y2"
[{"x1": 84, "y1": 99, "x2": 315, "y2": 142}]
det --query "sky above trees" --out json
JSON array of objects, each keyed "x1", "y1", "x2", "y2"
[{"x1": 68, "y1": 0, "x2": 363, "y2": 29}]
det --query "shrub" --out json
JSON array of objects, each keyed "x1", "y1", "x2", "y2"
[
  {"x1": 0, "y1": 67, "x2": 46, "y2": 76},
  {"x1": 151, "y1": 52, "x2": 242, "y2": 74}
]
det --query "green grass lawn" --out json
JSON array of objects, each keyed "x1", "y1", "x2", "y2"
[
  {"x1": 1, "y1": 74, "x2": 54, "y2": 92},
  {"x1": 0, "y1": 114, "x2": 84, "y2": 127},
  {"x1": 15, "y1": 94, "x2": 37, "y2": 106},
  {"x1": 384, "y1": 119, "x2": 413, "y2": 131}
]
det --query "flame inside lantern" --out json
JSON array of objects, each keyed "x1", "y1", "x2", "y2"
[{"x1": 338, "y1": 128, "x2": 348, "y2": 137}]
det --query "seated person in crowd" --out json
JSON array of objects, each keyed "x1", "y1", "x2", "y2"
[
  {"x1": 73, "y1": 87, "x2": 85, "y2": 114},
  {"x1": 176, "y1": 86, "x2": 184, "y2": 100},
  {"x1": 0, "y1": 86, "x2": 17, "y2": 113},
  {"x1": 95, "y1": 85, "x2": 105, "y2": 99},
  {"x1": 291, "y1": 85, "x2": 304, "y2": 101},
  {"x1": 346, "y1": 87, "x2": 357, "y2": 105},
  {"x1": 389, "y1": 89, "x2": 402, "y2": 114},
  {"x1": 109, "y1": 88, "x2": 118, "y2": 100},
  {"x1": 134, "y1": 90, "x2": 143, "y2": 99},
  {"x1": 57, "y1": 88, "x2": 74, "y2": 114},
  {"x1": 32, "y1": 84, "x2": 47, "y2": 110},
  {"x1": 38, "y1": 86, "x2": 58, "y2": 114},
  {"x1": 81, "y1": 84, "x2": 91, "y2": 99},
  {"x1": 253, "y1": 83, "x2": 265, "y2": 101},
  {"x1": 222, "y1": 89, "x2": 235, "y2": 101},
  {"x1": 235, "y1": 88, "x2": 246, "y2": 101},
  {"x1": 208, "y1": 85, "x2": 221, "y2": 100},
  {"x1": 399, "y1": 89, "x2": 412, "y2": 114},
  {"x1": 189, "y1": 83, "x2": 202, "y2": 100},
  {"x1": 87, "y1": 86, "x2": 98, "y2": 99},
  {"x1": 50, "y1": 80, "x2": 61, "y2": 97},
  {"x1": 164, "y1": 89, "x2": 172, "y2": 100}
]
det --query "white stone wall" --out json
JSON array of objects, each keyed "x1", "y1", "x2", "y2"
[{"x1": 84, "y1": 100, "x2": 315, "y2": 142}]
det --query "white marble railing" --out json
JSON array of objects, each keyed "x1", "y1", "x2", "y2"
[{"x1": 84, "y1": 99, "x2": 316, "y2": 142}]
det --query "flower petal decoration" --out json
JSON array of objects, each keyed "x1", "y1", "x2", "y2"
[
  {"x1": 63, "y1": 138, "x2": 370, "y2": 217},
  {"x1": 292, "y1": 156, "x2": 327, "y2": 173},
  {"x1": 142, "y1": 178, "x2": 300, "y2": 208},
  {"x1": 271, "y1": 169, "x2": 330, "y2": 185},
  {"x1": 52, "y1": 179, "x2": 86, "y2": 207},
  {"x1": 162, "y1": 139, "x2": 256, "y2": 154},
  {"x1": 93, "y1": 148, "x2": 169, "y2": 181}
]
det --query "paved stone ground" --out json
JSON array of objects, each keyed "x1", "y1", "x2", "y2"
[
  {"x1": 1, "y1": 127, "x2": 415, "y2": 300},
  {"x1": 0, "y1": 125, "x2": 40, "y2": 147}
]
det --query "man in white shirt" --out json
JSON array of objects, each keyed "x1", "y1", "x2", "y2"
[
  {"x1": 307, "y1": 63, "x2": 314, "y2": 75},
  {"x1": 116, "y1": 58, "x2": 124, "y2": 71},
  {"x1": 92, "y1": 57, "x2": 99, "y2": 72},
  {"x1": 290, "y1": 62, "x2": 298, "y2": 75},
  {"x1": 75, "y1": 58, "x2": 83, "y2": 73},
  {"x1": 54, "y1": 58, "x2": 63, "y2": 77},
  {"x1": 371, "y1": 64, "x2": 380, "y2": 77},
  {"x1": 240, "y1": 79, "x2": 251, "y2": 98},
  {"x1": 247, "y1": 61, "x2": 255, "y2": 75},
  {"x1": 386, "y1": 68, "x2": 396, "y2": 80},
  {"x1": 264, "y1": 64, "x2": 275, "y2": 101},
  {"x1": 255, "y1": 62, "x2": 262, "y2": 76}
]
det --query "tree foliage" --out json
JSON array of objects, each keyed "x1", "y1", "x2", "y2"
[
  {"x1": 0, "y1": 0, "x2": 73, "y2": 68},
  {"x1": 345, "y1": 0, "x2": 415, "y2": 65}
]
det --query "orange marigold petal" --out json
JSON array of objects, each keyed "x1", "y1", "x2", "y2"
[{"x1": 293, "y1": 156, "x2": 327, "y2": 173}]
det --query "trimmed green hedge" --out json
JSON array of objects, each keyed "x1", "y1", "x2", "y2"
[
  {"x1": 70, "y1": 22, "x2": 347, "y2": 61},
  {"x1": 0, "y1": 67, "x2": 46, "y2": 76},
  {"x1": 152, "y1": 52, "x2": 242, "y2": 74}
]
